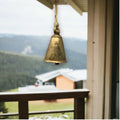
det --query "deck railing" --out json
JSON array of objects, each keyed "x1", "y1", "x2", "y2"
[{"x1": 0, "y1": 89, "x2": 89, "y2": 119}]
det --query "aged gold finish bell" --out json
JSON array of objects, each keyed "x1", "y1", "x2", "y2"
[{"x1": 44, "y1": 3, "x2": 67, "y2": 64}]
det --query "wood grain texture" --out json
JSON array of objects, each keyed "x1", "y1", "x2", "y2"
[
  {"x1": 36, "y1": 0, "x2": 88, "y2": 12},
  {"x1": 67, "y1": 0, "x2": 83, "y2": 15},
  {"x1": 19, "y1": 101, "x2": 28, "y2": 119},
  {"x1": 0, "y1": 89, "x2": 89, "y2": 119},
  {"x1": 104, "y1": 0, "x2": 114, "y2": 118},
  {"x1": 93, "y1": 0, "x2": 106, "y2": 118},
  {"x1": 74, "y1": 98, "x2": 85, "y2": 119},
  {"x1": 87, "y1": 0, "x2": 108, "y2": 119},
  {"x1": 0, "y1": 89, "x2": 89, "y2": 102},
  {"x1": 37, "y1": 0, "x2": 53, "y2": 9},
  {"x1": 86, "y1": 0, "x2": 95, "y2": 118}
]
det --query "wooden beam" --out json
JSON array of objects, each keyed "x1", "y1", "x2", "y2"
[
  {"x1": 74, "y1": 98, "x2": 85, "y2": 119},
  {"x1": 0, "y1": 89, "x2": 89, "y2": 102},
  {"x1": 0, "y1": 110, "x2": 74, "y2": 117},
  {"x1": 67, "y1": 0, "x2": 83, "y2": 15},
  {"x1": 19, "y1": 100, "x2": 28, "y2": 119},
  {"x1": 86, "y1": 0, "x2": 95, "y2": 118},
  {"x1": 29, "y1": 109, "x2": 74, "y2": 115},
  {"x1": 37, "y1": 0, "x2": 53, "y2": 9},
  {"x1": 104, "y1": 0, "x2": 114, "y2": 118},
  {"x1": 87, "y1": 0, "x2": 107, "y2": 119}
]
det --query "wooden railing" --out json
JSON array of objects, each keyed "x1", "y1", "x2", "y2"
[{"x1": 0, "y1": 89, "x2": 89, "y2": 119}]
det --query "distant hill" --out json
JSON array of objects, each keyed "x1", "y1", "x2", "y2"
[
  {"x1": 0, "y1": 34, "x2": 87, "y2": 55},
  {"x1": 0, "y1": 34, "x2": 87, "y2": 69},
  {"x1": 0, "y1": 51, "x2": 86, "y2": 91},
  {"x1": 0, "y1": 34, "x2": 87, "y2": 90},
  {"x1": 0, "y1": 51, "x2": 68, "y2": 90}
]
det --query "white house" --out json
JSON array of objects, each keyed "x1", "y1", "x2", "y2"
[{"x1": 36, "y1": 68, "x2": 87, "y2": 90}]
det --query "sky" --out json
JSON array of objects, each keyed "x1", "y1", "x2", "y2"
[{"x1": 0, "y1": 0, "x2": 88, "y2": 40}]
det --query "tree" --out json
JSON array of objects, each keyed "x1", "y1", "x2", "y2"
[{"x1": 0, "y1": 102, "x2": 8, "y2": 113}]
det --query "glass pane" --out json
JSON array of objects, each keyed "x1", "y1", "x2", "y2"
[
  {"x1": 0, "y1": 0, "x2": 88, "y2": 119},
  {"x1": 29, "y1": 99, "x2": 74, "y2": 119}
]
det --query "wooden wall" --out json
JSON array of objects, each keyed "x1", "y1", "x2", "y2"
[
  {"x1": 86, "y1": 0, "x2": 114, "y2": 119},
  {"x1": 56, "y1": 75, "x2": 75, "y2": 90}
]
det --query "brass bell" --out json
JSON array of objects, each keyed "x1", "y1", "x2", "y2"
[
  {"x1": 44, "y1": 34, "x2": 67, "y2": 64},
  {"x1": 44, "y1": 2, "x2": 67, "y2": 64}
]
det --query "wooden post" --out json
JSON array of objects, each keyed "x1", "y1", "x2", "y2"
[
  {"x1": 74, "y1": 98, "x2": 85, "y2": 119},
  {"x1": 87, "y1": 0, "x2": 108, "y2": 118},
  {"x1": 19, "y1": 100, "x2": 28, "y2": 119}
]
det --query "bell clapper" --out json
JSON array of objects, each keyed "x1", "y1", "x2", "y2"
[{"x1": 55, "y1": 63, "x2": 59, "y2": 65}]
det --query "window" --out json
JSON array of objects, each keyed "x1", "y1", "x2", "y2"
[
  {"x1": 0, "y1": 0, "x2": 88, "y2": 119},
  {"x1": 0, "y1": 0, "x2": 88, "y2": 92}
]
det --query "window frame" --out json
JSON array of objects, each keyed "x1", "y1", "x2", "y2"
[{"x1": 86, "y1": 0, "x2": 114, "y2": 119}]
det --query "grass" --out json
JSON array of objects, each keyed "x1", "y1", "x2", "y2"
[
  {"x1": 4, "y1": 88, "x2": 74, "y2": 119},
  {"x1": 6, "y1": 88, "x2": 18, "y2": 92},
  {"x1": 29, "y1": 100, "x2": 74, "y2": 119},
  {"x1": 5, "y1": 100, "x2": 74, "y2": 119}
]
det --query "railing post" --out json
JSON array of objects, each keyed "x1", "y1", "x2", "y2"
[
  {"x1": 74, "y1": 97, "x2": 85, "y2": 119},
  {"x1": 19, "y1": 100, "x2": 28, "y2": 119}
]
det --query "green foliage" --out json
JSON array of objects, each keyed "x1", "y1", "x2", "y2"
[
  {"x1": 0, "y1": 51, "x2": 55, "y2": 91},
  {"x1": 0, "y1": 45, "x2": 86, "y2": 91},
  {"x1": 0, "y1": 34, "x2": 87, "y2": 69},
  {"x1": 0, "y1": 73, "x2": 36, "y2": 90},
  {"x1": 0, "y1": 102, "x2": 8, "y2": 119},
  {"x1": 5, "y1": 100, "x2": 73, "y2": 119},
  {"x1": 0, "y1": 102, "x2": 8, "y2": 113}
]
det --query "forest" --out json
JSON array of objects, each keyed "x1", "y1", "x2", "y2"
[
  {"x1": 0, "y1": 51, "x2": 54, "y2": 91},
  {"x1": 0, "y1": 34, "x2": 87, "y2": 91}
]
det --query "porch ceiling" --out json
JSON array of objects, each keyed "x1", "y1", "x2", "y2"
[{"x1": 37, "y1": 0, "x2": 88, "y2": 15}]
